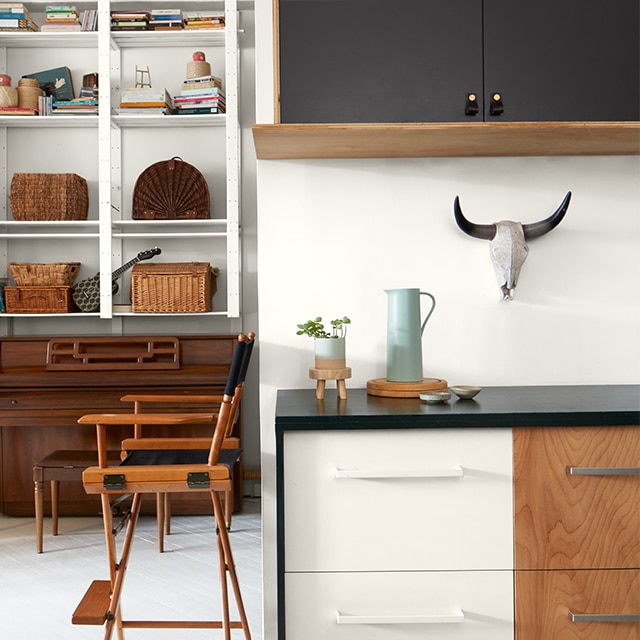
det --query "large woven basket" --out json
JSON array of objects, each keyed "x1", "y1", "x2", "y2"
[
  {"x1": 4, "y1": 285, "x2": 77, "y2": 313},
  {"x1": 131, "y1": 262, "x2": 219, "y2": 313},
  {"x1": 8, "y1": 262, "x2": 80, "y2": 286},
  {"x1": 9, "y1": 173, "x2": 89, "y2": 221},
  {"x1": 132, "y1": 157, "x2": 210, "y2": 220}
]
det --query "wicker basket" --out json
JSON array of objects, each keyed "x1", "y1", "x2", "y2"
[
  {"x1": 8, "y1": 262, "x2": 80, "y2": 287},
  {"x1": 131, "y1": 262, "x2": 219, "y2": 313},
  {"x1": 4, "y1": 286, "x2": 77, "y2": 313},
  {"x1": 9, "y1": 173, "x2": 89, "y2": 221},
  {"x1": 132, "y1": 157, "x2": 210, "y2": 220}
]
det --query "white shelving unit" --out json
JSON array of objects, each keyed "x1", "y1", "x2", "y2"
[{"x1": 0, "y1": 1, "x2": 241, "y2": 328}]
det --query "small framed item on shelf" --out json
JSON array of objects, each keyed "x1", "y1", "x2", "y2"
[{"x1": 131, "y1": 262, "x2": 219, "y2": 313}]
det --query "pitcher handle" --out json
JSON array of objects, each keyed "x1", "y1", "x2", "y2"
[{"x1": 419, "y1": 292, "x2": 436, "y2": 335}]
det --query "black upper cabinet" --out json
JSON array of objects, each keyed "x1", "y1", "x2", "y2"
[
  {"x1": 278, "y1": 0, "x2": 639, "y2": 124},
  {"x1": 279, "y1": 0, "x2": 483, "y2": 123},
  {"x1": 483, "y1": 0, "x2": 640, "y2": 122}
]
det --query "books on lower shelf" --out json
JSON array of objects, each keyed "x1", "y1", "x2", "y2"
[{"x1": 41, "y1": 4, "x2": 82, "y2": 31}]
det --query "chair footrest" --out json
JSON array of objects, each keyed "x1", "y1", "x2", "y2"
[{"x1": 72, "y1": 580, "x2": 111, "y2": 625}]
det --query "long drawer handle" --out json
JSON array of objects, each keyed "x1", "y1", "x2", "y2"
[
  {"x1": 568, "y1": 610, "x2": 640, "y2": 623},
  {"x1": 566, "y1": 466, "x2": 640, "y2": 476},
  {"x1": 337, "y1": 610, "x2": 465, "y2": 625},
  {"x1": 335, "y1": 466, "x2": 464, "y2": 479}
]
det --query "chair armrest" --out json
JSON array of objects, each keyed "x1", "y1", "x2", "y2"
[
  {"x1": 78, "y1": 413, "x2": 214, "y2": 425},
  {"x1": 120, "y1": 394, "x2": 224, "y2": 404}
]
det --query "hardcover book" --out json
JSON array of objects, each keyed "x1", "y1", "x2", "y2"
[{"x1": 22, "y1": 66, "x2": 74, "y2": 101}]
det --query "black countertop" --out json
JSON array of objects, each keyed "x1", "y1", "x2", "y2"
[{"x1": 275, "y1": 385, "x2": 640, "y2": 430}]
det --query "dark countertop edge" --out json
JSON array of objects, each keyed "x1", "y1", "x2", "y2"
[
  {"x1": 275, "y1": 411, "x2": 639, "y2": 430},
  {"x1": 275, "y1": 385, "x2": 640, "y2": 430}
]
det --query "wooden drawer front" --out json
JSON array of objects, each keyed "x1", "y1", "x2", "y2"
[
  {"x1": 515, "y1": 569, "x2": 640, "y2": 640},
  {"x1": 286, "y1": 570, "x2": 514, "y2": 640},
  {"x1": 284, "y1": 428, "x2": 513, "y2": 572},
  {"x1": 514, "y1": 426, "x2": 639, "y2": 570}
]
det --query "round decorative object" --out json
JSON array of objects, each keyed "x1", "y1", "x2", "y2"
[
  {"x1": 0, "y1": 85, "x2": 18, "y2": 107},
  {"x1": 132, "y1": 157, "x2": 210, "y2": 220},
  {"x1": 0, "y1": 74, "x2": 12, "y2": 86},
  {"x1": 192, "y1": 51, "x2": 206, "y2": 62},
  {"x1": 366, "y1": 377, "x2": 448, "y2": 398},
  {"x1": 419, "y1": 390, "x2": 451, "y2": 404},
  {"x1": 449, "y1": 385, "x2": 482, "y2": 400}
]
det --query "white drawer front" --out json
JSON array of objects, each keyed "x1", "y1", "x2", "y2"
[
  {"x1": 286, "y1": 570, "x2": 514, "y2": 640},
  {"x1": 284, "y1": 428, "x2": 513, "y2": 571}
]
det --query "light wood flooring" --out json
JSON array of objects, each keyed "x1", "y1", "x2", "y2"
[{"x1": 0, "y1": 498, "x2": 262, "y2": 639}]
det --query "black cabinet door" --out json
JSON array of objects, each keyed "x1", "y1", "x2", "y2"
[
  {"x1": 483, "y1": 0, "x2": 640, "y2": 122},
  {"x1": 279, "y1": 0, "x2": 483, "y2": 123}
]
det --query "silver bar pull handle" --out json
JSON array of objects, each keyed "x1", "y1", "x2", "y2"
[
  {"x1": 566, "y1": 466, "x2": 640, "y2": 476},
  {"x1": 568, "y1": 610, "x2": 640, "y2": 623}
]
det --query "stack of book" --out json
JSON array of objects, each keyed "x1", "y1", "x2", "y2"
[
  {"x1": 0, "y1": 3, "x2": 38, "y2": 32},
  {"x1": 149, "y1": 8, "x2": 182, "y2": 31},
  {"x1": 111, "y1": 10, "x2": 150, "y2": 31},
  {"x1": 40, "y1": 5, "x2": 81, "y2": 32},
  {"x1": 183, "y1": 11, "x2": 224, "y2": 29},
  {"x1": 118, "y1": 87, "x2": 173, "y2": 114},
  {"x1": 173, "y1": 85, "x2": 225, "y2": 115},
  {"x1": 52, "y1": 98, "x2": 98, "y2": 115}
]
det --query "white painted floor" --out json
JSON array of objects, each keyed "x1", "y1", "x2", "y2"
[{"x1": 0, "y1": 498, "x2": 262, "y2": 639}]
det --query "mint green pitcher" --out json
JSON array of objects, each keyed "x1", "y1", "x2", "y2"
[{"x1": 385, "y1": 288, "x2": 436, "y2": 382}]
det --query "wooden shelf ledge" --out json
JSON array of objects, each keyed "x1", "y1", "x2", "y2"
[{"x1": 252, "y1": 121, "x2": 640, "y2": 159}]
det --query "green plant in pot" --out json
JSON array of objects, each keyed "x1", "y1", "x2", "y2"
[{"x1": 296, "y1": 316, "x2": 351, "y2": 369}]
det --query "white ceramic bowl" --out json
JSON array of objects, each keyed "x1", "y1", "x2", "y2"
[{"x1": 449, "y1": 385, "x2": 482, "y2": 400}]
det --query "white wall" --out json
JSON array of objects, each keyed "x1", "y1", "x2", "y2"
[{"x1": 254, "y1": 4, "x2": 640, "y2": 639}]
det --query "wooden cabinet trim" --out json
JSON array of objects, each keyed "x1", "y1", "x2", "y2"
[{"x1": 252, "y1": 121, "x2": 640, "y2": 159}]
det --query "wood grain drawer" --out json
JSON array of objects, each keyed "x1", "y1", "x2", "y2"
[
  {"x1": 514, "y1": 426, "x2": 639, "y2": 569},
  {"x1": 515, "y1": 569, "x2": 640, "y2": 640},
  {"x1": 284, "y1": 428, "x2": 512, "y2": 572},
  {"x1": 287, "y1": 570, "x2": 514, "y2": 640}
]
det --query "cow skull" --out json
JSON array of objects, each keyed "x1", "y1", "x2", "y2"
[{"x1": 454, "y1": 192, "x2": 571, "y2": 300}]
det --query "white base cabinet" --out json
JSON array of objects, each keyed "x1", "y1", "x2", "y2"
[
  {"x1": 286, "y1": 571, "x2": 514, "y2": 640},
  {"x1": 283, "y1": 428, "x2": 514, "y2": 638}
]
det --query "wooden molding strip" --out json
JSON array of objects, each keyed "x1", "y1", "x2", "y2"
[{"x1": 252, "y1": 121, "x2": 640, "y2": 159}]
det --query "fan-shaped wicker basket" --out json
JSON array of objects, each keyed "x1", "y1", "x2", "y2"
[
  {"x1": 132, "y1": 157, "x2": 210, "y2": 220},
  {"x1": 8, "y1": 262, "x2": 80, "y2": 286}
]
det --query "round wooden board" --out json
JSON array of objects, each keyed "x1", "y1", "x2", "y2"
[{"x1": 366, "y1": 377, "x2": 448, "y2": 398}]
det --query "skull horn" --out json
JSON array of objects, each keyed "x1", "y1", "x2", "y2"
[
  {"x1": 522, "y1": 191, "x2": 572, "y2": 240},
  {"x1": 453, "y1": 196, "x2": 496, "y2": 240}
]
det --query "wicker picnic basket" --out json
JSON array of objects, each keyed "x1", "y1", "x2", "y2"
[
  {"x1": 8, "y1": 262, "x2": 80, "y2": 287},
  {"x1": 131, "y1": 262, "x2": 219, "y2": 313},
  {"x1": 132, "y1": 157, "x2": 210, "y2": 220},
  {"x1": 9, "y1": 173, "x2": 89, "y2": 221},
  {"x1": 4, "y1": 285, "x2": 77, "y2": 313}
]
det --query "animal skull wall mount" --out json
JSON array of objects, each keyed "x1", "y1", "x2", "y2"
[{"x1": 453, "y1": 192, "x2": 572, "y2": 300}]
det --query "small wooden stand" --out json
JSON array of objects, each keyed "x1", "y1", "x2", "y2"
[{"x1": 309, "y1": 367, "x2": 352, "y2": 400}]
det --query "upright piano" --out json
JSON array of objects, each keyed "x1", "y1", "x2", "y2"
[{"x1": 0, "y1": 334, "x2": 242, "y2": 516}]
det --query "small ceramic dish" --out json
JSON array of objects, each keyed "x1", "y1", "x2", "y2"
[
  {"x1": 449, "y1": 385, "x2": 482, "y2": 400},
  {"x1": 419, "y1": 390, "x2": 451, "y2": 404}
]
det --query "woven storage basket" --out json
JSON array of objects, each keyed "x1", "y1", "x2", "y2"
[
  {"x1": 4, "y1": 286, "x2": 76, "y2": 313},
  {"x1": 9, "y1": 173, "x2": 89, "y2": 221},
  {"x1": 8, "y1": 262, "x2": 80, "y2": 287},
  {"x1": 131, "y1": 262, "x2": 219, "y2": 313},
  {"x1": 132, "y1": 157, "x2": 210, "y2": 220}
]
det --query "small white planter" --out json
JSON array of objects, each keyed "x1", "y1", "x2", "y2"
[{"x1": 314, "y1": 337, "x2": 346, "y2": 370}]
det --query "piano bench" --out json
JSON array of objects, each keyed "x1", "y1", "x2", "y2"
[{"x1": 33, "y1": 450, "x2": 121, "y2": 553}]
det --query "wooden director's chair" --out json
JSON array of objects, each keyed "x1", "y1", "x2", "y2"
[
  {"x1": 120, "y1": 333, "x2": 254, "y2": 551},
  {"x1": 71, "y1": 333, "x2": 255, "y2": 640}
]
